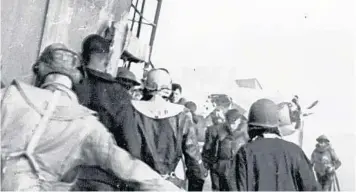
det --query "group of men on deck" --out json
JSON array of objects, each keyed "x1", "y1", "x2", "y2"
[
  {"x1": 201, "y1": 97, "x2": 342, "y2": 191},
  {"x1": 1, "y1": 33, "x2": 341, "y2": 191}
]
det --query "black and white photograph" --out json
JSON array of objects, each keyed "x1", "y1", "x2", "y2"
[{"x1": 1, "y1": 0, "x2": 355, "y2": 191}]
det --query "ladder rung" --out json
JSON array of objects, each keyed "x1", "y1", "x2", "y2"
[
  {"x1": 130, "y1": 4, "x2": 155, "y2": 26},
  {"x1": 129, "y1": 19, "x2": 156, "y2": 27}
]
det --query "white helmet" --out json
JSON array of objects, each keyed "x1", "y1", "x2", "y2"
[{"x1": 144, "y1": 69, "x2": 172, "y2": 98}]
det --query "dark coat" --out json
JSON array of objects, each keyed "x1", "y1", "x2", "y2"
[
  {"x1": 202, "y1": 122, "x2": 248, "y2": 167},
  {"x1": 202, "y1": 122, "x2": 249, "y2": 191},
  {"x1": 74, "y1": 69, "x2": 136, "y2": 150},
  {"x1": 122, "y1": 100, "x2": 207, "y2": 191},
  {"x1": 202, "y1": 124, "x2": 220, "y2": 168},
  {"x1": 230, "y1": 137, "x2": 320, "y2": 191},
  {"x1": 72, "y1": 68, "x2": 136, "y2": 190}
]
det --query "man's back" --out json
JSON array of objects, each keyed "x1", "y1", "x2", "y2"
[
  {"x1": 74, "y1": 68, "x2": 133, "y2": 141},
  {"x1": 1, "y1": 81, "x2": 180, "y2": 191},
  {"x1": 1, "y1": 81, "x2": 99, "y2": 190},
  {"x1": 234, "y1": 137, "x2": 319, "y2": 191},
  {"x1": 73, "y1": 68, "x2": 137, "y2": 189},
  {"x1": 126, "y1": 99, "x2": 206, "y2": 190}
]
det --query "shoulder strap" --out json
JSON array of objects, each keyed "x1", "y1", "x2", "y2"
[
  {"x1": 26, "y1": 90, "x2": 61, "y2": 153},
  {"x1": 1, "y1": 81, "x2": 14, "y2": 106},
  {"x1": 4, "y1": 89, "x2": 62, "y2": 181}
]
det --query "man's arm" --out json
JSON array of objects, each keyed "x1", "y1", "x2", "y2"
[
  {"x1": 295, "y1": 150, "x2": 320, "y2": 191},
  {"x1": 113, "y1": 102, "x2": 142, "y2": 158},
  {"x1": 201, "y1": 126, "x2": 218, "y2": 169},
  {"x1": 235, "y1": 147, "x2": 248, "y2": 191},
  {"x1": 181, "y1": 112, "x2": 207, "y2": 191},
  {"x1": 82, "y1": 119, "x2": 181, "y2": 191},
  {"x1": 329, "y1": 148, "x2": 341, "y2": 170},
  {"x1": 310, "y1": 151, "x2": 316, "y2": 166}
]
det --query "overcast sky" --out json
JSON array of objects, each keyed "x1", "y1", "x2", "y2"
[{"x1": 137, "y1": 0, "x2": 355, "y2": 189}]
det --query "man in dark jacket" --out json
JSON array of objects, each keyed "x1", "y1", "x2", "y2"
[
  {"x1": 230, "y1": 99, "x2": 320, "y2": 191},
  {"x1": 72, "y1": 34, "x2": 135, "y2": 191},
  {"x1": 202, "y1": 107, "x2": 226, "y2": 191},
  {"x1": 203, "y1": 109, "x2": 249, "y2": 191},
  {"x1": 121, "y1": 69, "x2": 207, "y2": 191}
]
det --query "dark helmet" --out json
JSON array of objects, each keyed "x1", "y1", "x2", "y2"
[
  {"x1": 32, "y1": 43, "x2": 82, "y2": 85},
  {"x1": 316, "y1": 135, "x2": 330, "y2": 143},
  {"x1": 116, "y1": 67, "x2": 141, "y2": 86},
  {"x1": 185, "y1": 101, "x2": 197, "y2": 113},
  {"x1": 248, "y1": 98, "x2": 279, "y2": 128}
]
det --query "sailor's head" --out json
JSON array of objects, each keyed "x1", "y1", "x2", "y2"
[
  {"x1": 316, "y1": 135, "x2": 330, "y2": 147},
  {"x1": 32, "y1": 43, "x2": 82, "y2": 88},
  {"x1": 185, "y1": 101, "x2": 197, "y2": 114},
  {"x1": 247, "y1": 98, "x2": 281, "y2": 139},
  {"x1": 129, "y1": 84, "x2": 144, "y2": 100},
  {"x1": 143, "y1": 68, "x2": 172, "y2": 100},
  {"x1": 210, "y1": 107, "x2": 225, "y2": 125},
  {"x1": 225, "y1": 109, "x2": 244, "y2": 130},
  {"x1": 171, "y1": 83, "x2": 183, "y2": 103},
  {"x1": 81, "y1": 34, "x2": 110, "y2": 69}
]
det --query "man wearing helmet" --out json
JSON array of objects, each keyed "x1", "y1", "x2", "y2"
[
  {"x1": 116, "y1": 67, "x2": 143, "y2": 100},
  {"x1": 116, "y1": 67, "x2": 141, "y2": 91},
  {"x1": 311, "y1": 135, "x2": 341, "y2": 191},
  {"x1": 0, "y1": 44, "x2": 180, "y2": 191},
  {"x1": 229, "y1": 99, "x2": 320, "y2": 191},
  {"x1": 119, "y1": 68, "x2": 207, "y2": 190}
]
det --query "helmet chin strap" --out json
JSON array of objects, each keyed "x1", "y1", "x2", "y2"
[{"x1": 148, "y1": 94, "x2": 170, "y2": 102}]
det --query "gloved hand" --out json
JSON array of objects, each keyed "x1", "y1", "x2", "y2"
[
  {"x1": 326, "y1": 166, "x2": 335, "y2": 174},
  {"x1": 203, "y1": 170, "x2": 209, "y2": 178},
  {"x1": 203, "y1": 162, "x2": 210, "y2": 170}
]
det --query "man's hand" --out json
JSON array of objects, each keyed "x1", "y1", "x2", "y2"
[
  {"x1": 326, "y1": 166, "x2": 335, "y2": 174},
  {"x1": 203, "y1": 162, "x2": 210, "y2": 170}
]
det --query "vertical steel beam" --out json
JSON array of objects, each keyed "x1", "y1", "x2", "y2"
[
  {"x1": 136, "y1": 0, "x2": 146, "y2": 38},
  {"x1": 37, "y1": 0, "x2": 50, "y2": 57},
  {"x1": 130, "y1": 0, "x2": 140, "y2": 31},
  {"x1": 148, "y1": 0, "x2": 163, "y2": 61}
]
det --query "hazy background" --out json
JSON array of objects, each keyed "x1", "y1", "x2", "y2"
[{"x1": 134, "y1": 0, "x2": 355, "y2": 190}]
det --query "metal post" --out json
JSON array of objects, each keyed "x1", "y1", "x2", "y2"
[
  {"x1": 130, "y1": 0, "x2": 140, "y2": 31},
  {"x1": 136, "y1": 0, "x2": 146, "y2": 38},
  {"x1": 148, "y1": 0, "x2": 163, "y2": 61},
  {"x1": 37, "y1": 0, "x2": 50, "y2": 57}
]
